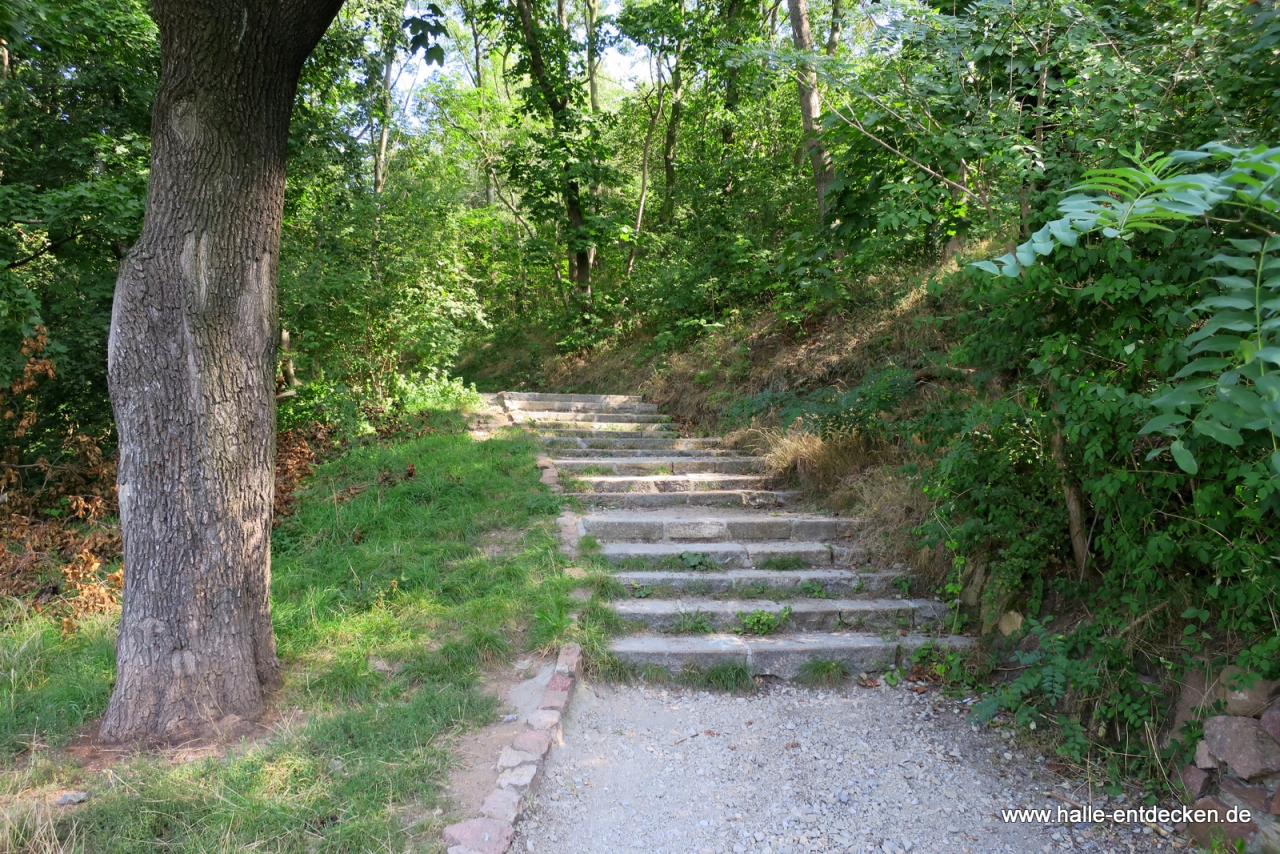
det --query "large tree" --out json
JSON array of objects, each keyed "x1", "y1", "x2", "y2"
[{"x1": 101, "y1": 0, "x2": 344, "y2": 742}]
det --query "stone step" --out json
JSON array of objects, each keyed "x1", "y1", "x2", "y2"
[
  {"x1": 556, "y1": 457, "x2": 765, "y2": 476},
  {"x1": 567, "y1": 473, "x2": 767, "y2": 493},
  {"x1": 513, "y1": 411, "x2": 671, "y2": 424},
  {"x1": 572, "y1": 491, "x2": 802, "y2": 509},
  {"x1": 537, "y1": 424, "x2": 678, "y2": 436},
  {"x1": 614, "y1": 569, "x2": 905, "y2": 597},
  {"x1": 614, "y1": 597, "x2": 950, "y2": 633},
  {"x1": 504, "y1": 399, "x2": 660, "y2": 414},
  {"x1": 600, "y1": 540, "x2": 859, "y2": 569},
  {"x1": 542, "y1": 434, "x2": 716, "y2": 447},
  {"x1": 501, "y1": 391, "x2": 644, "y2": 405},
  {"x1": 582, "y1": 510, "x2": 864, "y2": 543},
  {"x1": 609, "y1": 632, "x2": 973, "y2": 679},
  {"x1": 550, "y1": 448, "x2": 740, "y2": 459}
]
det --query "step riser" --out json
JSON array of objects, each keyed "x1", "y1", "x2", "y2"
[
  {"x1": 558, "y1": 459, "x2": 764, "y2": 476},
  {"x1": 501, "y1": 392, "x2": 643, "y2": 405},
  {"x1": 610, "y1": 634, "x2": 972, "y2": 679},
  {"x1": 572, "y1": 491, "x2": 801, "y2": 509},
  {"x1": 615, "y1": 601, "x2": 944, "y2": 633},
  {"x1": 550, "y1": 449, "x2": 737, "y2": 458},
  {"x1": 614, "y1": 570, "x2": 905, "y2": 597},
  {"x1": 603, "y1": 544, "x2": 840, "y2": 569},
  {"x1": 514, "y1": 411, "x2": 671, "y2": 424},
  {"x1": 504, "y1": 401, "x2": 659, "y2": 414},
  {"x1": 538, "y1": 426, "x2": 677, "y2": 436},
  {"x1": 584, "y1": 517, "x2": 863, "y2": 543},
  {"x1": 570, "y1": 476, "x2": 767, "y2": 493},
  {"x1": 543, "y1": 436, "x2": 718, "y2": 448}
]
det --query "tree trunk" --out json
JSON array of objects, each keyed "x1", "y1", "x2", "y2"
[
  {"x1": 102, "y1": 0, "x2": 343, "y2": 744},
  {"x1": 825, "y1": 0, "x2": 841, "y2": 55},
  {"x1": 787, "y1": 0, "x2": 834, "y2": 224},
  {"x1": 660, "y1": 55, "x2": 684, "y2": 222},
  {"x1": 627, "y1": 80, "x2": 666, "y2": 278},
  {"x1": 585, "y1": 0, "x2": 600, "y2": 113}
]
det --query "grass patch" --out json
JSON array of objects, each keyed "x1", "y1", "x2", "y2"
[
  {"x1": 667, "y1": 611, "x2": 715, "y2": 634},
  {"x1": 680, "y1": 662, "x2": 757, "y2": 694},
  {"x1": 1, "y1": 410, "x2": 580, "y2": 851},
  {"x1": 796, "y1": 659, "x2": 852, "y2": 687},
  {"x1": 759, "y1": 555, "x2": 808, "y2": 571}
]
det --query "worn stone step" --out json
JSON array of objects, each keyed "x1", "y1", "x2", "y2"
[
  {"x1": 542, "y1": 434, "x2": 715, "y2": 447},
  {"x1": 609, "y1": 632, "x2": 972, "y2": 679},
  {"x1": 504, "y1": 399, "x2": 660, "y2": 414},
  {"x1": 537, "y1": 424, "x2": 678, "y2": 436},
  {"x1": 573, "y1": 490, "x2": 802, "y2": 509},
  {"x1": 582, "y1": 510, "x2": 864, "y2": 543},
  {"x1": 568, "y1": 473, "x2": 767, "y2": 493},
  {"x1": 614, "y1": 597, "x2": 949, "y2": 633},
  {"x1": 513, "y1": 410, "x2": 671, "y2": 424},
  {"x1": 551, "y1": 448, "x2": 740, "y2": 459},
  {"x1": 600, "y1": 540, "x2": 846, "y2": 569},
  {"x1": 614, "y1": 569, "x2": 904, "y2": 597},
  {"x1": 502, "y1": 391, "x2": 645, "y2": 405},
  {"x1": 556, "y1": 457, "x2": 765, "y2": 476}
]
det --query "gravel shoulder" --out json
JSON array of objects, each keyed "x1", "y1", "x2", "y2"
[{"x1": 512, "y1": 679, "x2": 1181, "y2": 854}]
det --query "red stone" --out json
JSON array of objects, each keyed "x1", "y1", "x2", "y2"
[
  {"x1": 1262, "y1": 698, "x2": 1280, "y2": 744},
  {"x1": 1271, "y1": 786, "x2": 1280, "y2": 816},
  {"x1": 538, "y1": 689, "x2": 570, "y2": 712},
  {"x1": 1187, "y1": 796, "x2": 1259, "y2": 851},
  {"x1": 1178, "y1": 765, "x2": 1212, "y2": 799},
  {"x1": 1220, "y1": 776, "x2": 1271, "y2": 812},
  {"x1": 556, "y1": 642, "x2": 583, "y2": 676},
  {"x1": 442, "y1": 818, "x2": 514, "y2": 854},
  {"x1": 513, "y1": 729, "x2": 552, "y2": 757},
  {"x1": 548, "y1": 673, "x2": 574, "y2": 692}
]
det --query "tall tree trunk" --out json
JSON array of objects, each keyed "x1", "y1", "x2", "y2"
[
  {"x1": 787, "y1": 0, "x2": 834, "y2": 224},
  {"x1": 585, "y1": 0, "x2": 600, "y2": 113},
  {"x1": 627, "y1": 79, "x2": 666, "y2": 278},
  {"x1": 719, "y1": 0, "x2": 742, "y2": 148},
  {"x1": 825, "y1": 0, "x2": 841, "y2": 55},
  {"x1": 660, "y1": 63, "x2": 683, "y2": 223},
  {"x1": 102, "y1": 0, "x2": 343, "y2": 744}
]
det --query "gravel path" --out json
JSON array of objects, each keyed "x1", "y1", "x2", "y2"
[{"x1": 512, "y1": 680, "x2": 1178, "y2": 854}]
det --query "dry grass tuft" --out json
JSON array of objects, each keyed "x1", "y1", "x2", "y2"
[{"x1": 0, "y1": 802, "x2": 78, "y2": 854}]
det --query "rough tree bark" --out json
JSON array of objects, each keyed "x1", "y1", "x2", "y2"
[
  {"x1": 787, "y1": 0, "x2": 834, "y2": 224},
  {"x1": 102, "y1": 0, "x2": 344, "y2": 743}
]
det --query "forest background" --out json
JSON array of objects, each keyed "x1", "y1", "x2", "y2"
[{"x1": 3, "y1": 0, "x2": 1280, "y2": 792}]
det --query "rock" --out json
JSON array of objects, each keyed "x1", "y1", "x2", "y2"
[
  {"x1": 547, "y1": 673, "x2": 573, "y2": 693},
  {"x1": 1222, "y1": 666, "x2": 1280, "y2": 717},
  {"x1": 558, "y1": 645, "x2": 583, "y2": 676},
  {"x1": 443, "y1": 818, "x2": 514, "y2": 854},
  {"x1": 496, "y1": 746, "x2": 540, "y2": 770},
  {"x1": 1169, "y1": 667, "x2": 1215, "y2": 745},
  {"x1": 997, "y1": 611, "x2": 1023, "y2": 636},
  {"x1": 1271, "y1": 787, "x2": 1280, "y2": 816},
  {"x1": 1220, "y1": 776, "x2": 1272, "y2": 813},
  {"x1": 55, "y1": 791, "x2": 89, "y2": 806},
  {"x1": 1196, "y1": 740, "x2": 1218, "y2": 770},
  {"x1": 1187, "y1": 796, "x2": 1259, "y2": 852},
  {"x1": 1203, "y1": 716, "x2": 1280, "y2": 781},
  {"x1": 538, "y1": 690, "x2": 571, "y2": 713},
  {"x1": 527, "y1": 710, "x2": 561, "y2": 733},
  {"x1": 512, "y1": 730, "x2": 552, "y2": 757},
  {"x1": 497, "y1": 763, "x2": 538, "y2": 793},
  {"x1": 1262, "y1": 699, "x2": 1280, "y2": 745},
  {"x1": 1178, "y1": 765, "x2": 1212, "y2": 799},
  {"x1": 481, "y1": 789, "x2": 523, "y2": 823}
]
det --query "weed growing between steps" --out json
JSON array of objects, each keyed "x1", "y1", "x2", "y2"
[{"x1": 0, "y1": 415, "x2": 630, "y2": 852}]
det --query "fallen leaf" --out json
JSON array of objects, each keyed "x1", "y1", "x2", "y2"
[{"x1": 784, "y1": 740, "x2": 799, "y2": 750}]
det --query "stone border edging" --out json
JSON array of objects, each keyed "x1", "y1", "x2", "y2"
[{"x1": 442, "y1": 643, "x2": 583, "y2": 854}]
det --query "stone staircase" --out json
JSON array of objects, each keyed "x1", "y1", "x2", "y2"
[{"x1": 497, "y1": 391, "x2": 970, "y2": 679}]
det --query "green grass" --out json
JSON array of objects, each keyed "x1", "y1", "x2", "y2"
[
  {"x1": 666, "y1": 611, "x2": 715, "y2": 634},
  {"x1": 679, "y1": 662, "x2": 756, "y2": 693},
  {"x1": 758, "y1": 555, "x2": 808, "y2": 571},
  {"x1": 0, "y1": 407, "x2": 590, "y2": 851},
  {"x1": 796, "y1": 659, "x2": 852, "y2": 687},
  {"x1": 739, "y1": 606, "x2": 791, "y2": 635}
]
